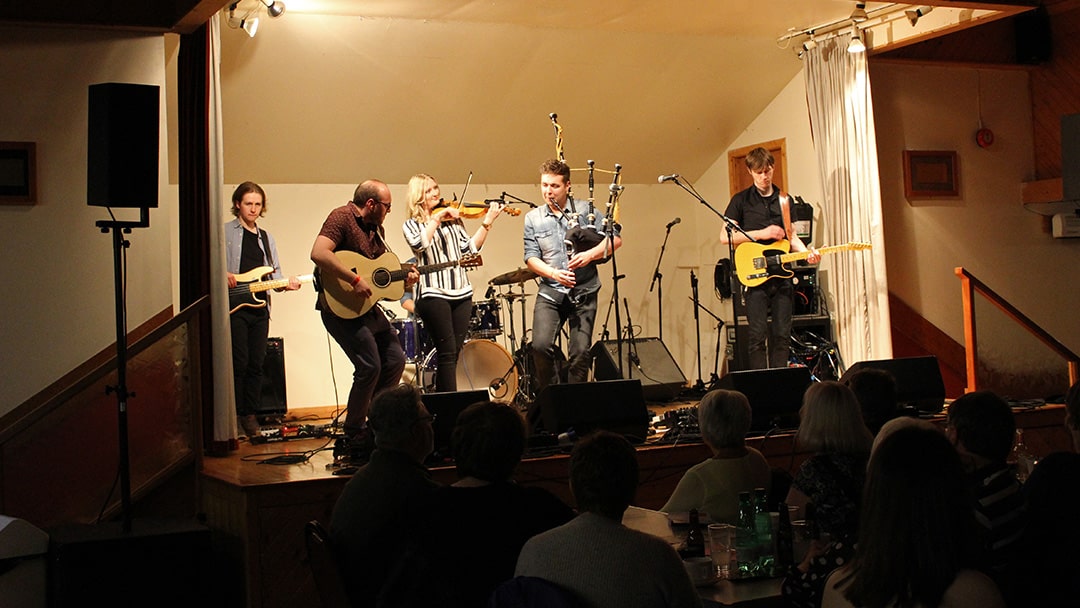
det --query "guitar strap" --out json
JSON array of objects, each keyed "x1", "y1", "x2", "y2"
[
  {"x1": 779, "y1": 194, "x2": 795, "y2": 241},
  {"x1": 259, "y1": 229, "x2": 276, "y2": 272}
]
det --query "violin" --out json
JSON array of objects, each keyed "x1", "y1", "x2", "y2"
[{"x1": 434, "y1": 198, "x2": 521, "y2": 219}]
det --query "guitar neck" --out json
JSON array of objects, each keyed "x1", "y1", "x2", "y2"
[
  {"x1": 415, "y1": 260, "x2": 461, "y2": 275},
  {"x1": 778, "y1": 244, "x2": 853, "y2": 264},
  {"x1": 238, "y1": 273, "x2": 315, "y2": 295}
]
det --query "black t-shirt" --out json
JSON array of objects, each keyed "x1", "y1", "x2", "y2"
[
  {"x1": 725, "y1": 185, "x2": 784, "y2": 243},
  {"x1": 239, "y1": 228, "x2": 266, "y2": 274}
]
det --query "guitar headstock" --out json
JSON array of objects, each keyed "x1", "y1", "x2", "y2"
[{"x1": 461, "y1": 253, "x2": 483, "y2": 269}]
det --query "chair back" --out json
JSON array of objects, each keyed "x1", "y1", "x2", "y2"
[
  {"x1": 488, "y1": 576, "x2": 583, "y2": 608},
  {"x1": 305, "y1": 519, "x2": 351, "y2": 608}
]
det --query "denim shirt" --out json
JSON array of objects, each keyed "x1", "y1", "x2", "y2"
[
  {"x1": 224, "y1": 217, "x2": 284, "y2": 280},
  {"x1": 522, "y1": 197, "x2": 616, "y2": 302}
]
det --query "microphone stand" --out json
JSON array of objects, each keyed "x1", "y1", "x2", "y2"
[
  {"x1": 649, "y1": 221, "x2": 675, "y2": 342},
  {"x1": 604, "y1": 165, "x2": 624, "y2": 377},
  {"x1": 623, "y1": 298, "x2": 640, "y2": 379},
  {"x1": 687, "y1": 296, "x2": 726, "y2": 390},
  {"x1": 689, "y1": 270, "x2": 706, "y2": 393},
  {"x1": 500, "y1": 191, "x2": 537, "y2": 209}
]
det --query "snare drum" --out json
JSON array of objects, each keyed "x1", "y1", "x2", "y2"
[
  {"x1": 392, "y1": 318, "x2": 432, "y2": 361},
  {"x1": 421, "y1": 339, "x2": 518, "y2": 404},
  {"x1": 468, "y1": 300, "x2": 502, "y2": 339}
]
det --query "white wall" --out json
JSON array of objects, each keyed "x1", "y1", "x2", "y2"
[{"x1": 0, "y1": 27, "x2": 173, "y2": 415}]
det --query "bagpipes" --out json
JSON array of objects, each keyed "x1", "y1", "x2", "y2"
[{"x1": 549, "y1": 113, "x2": 622, "y2": 259}]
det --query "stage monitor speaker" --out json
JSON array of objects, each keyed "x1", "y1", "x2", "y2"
[
  {"x1": 421, "y1": 389, "x2": 489, "y2": 461},
  {"x1": 592, "y1": 338, "x2": 686, "y2": 402},
  {"x1": 840, "y1": 355, "x2": 945, "y2": 414},
  {"x1": 47, "y1": 519, "x2": 211, "y2": 607},
  {"x1": 87, "y1": 82, "x2": 159, "y2": 208},
  {"x1": 258, "y1": 336, "x2": 287, "y2": 419},
  {"x1": 715, "y1": 366, "x2": 812, "y2": 432},
  {"x1": 534, "y1": 379, "x2": 649, "y2": 443}
]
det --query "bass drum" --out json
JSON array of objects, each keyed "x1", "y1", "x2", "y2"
[{"x1": 421, "y1": 339, "x2": 518, "y2": 404}]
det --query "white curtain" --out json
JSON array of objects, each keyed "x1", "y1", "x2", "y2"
[
  {"x1": 803, "y1": 38, "x2": 892, "y2": 367},
  {"x1": 207, "y1": 14, "x2": 237, "y2": 443}
]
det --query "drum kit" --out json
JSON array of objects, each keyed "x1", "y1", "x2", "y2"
[{"x1": 397, "y1": 265, "x2": 552, "y2": 407}]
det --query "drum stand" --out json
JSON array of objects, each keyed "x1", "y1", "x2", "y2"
[{"x1": 492, "y1": 282, "x2": 534, "y2": 407}]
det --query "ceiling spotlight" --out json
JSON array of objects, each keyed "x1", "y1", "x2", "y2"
[
  {"x1": 848, "y1": 26, "x2": 866, "y2": 53},
  {"x1": 905, "y1": 6, "x2": 934, "y2": 26},
  {"x1": 850, "y1": 2, "x2": 868, "y2": 23},
  {"x1": 242, "y1": 16, "x2": 259, "y2": 37},
  {"x1": 802, "y1": 37, "x2": 818, "y2": 52},
  {"x1": 261, "y1": 0, "x2": 286, "y2": 18}
]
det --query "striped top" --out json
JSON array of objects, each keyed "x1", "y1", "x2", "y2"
[
  {"x1": 403, "y1": 218, "x2": 477, "y2": 300},
  {"x1": 970, "y1": 462, "x2": 1026, "y2": 576}
]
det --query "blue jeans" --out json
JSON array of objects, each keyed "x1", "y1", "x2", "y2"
[
  {"x1": 745, "y1": 279, "x2": 794, "y2": 369},
  {"x1": 531, "y1": 289, "x2": 598, "y2": 395},
  {"x1": 321, "y1": 310, "x2": 406, "y2": 436}
]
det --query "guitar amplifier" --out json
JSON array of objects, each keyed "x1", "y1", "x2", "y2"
[{"x1": 258, "y1": 337, "x2": 287, "y2": 418}]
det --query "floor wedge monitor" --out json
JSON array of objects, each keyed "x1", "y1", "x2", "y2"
[
  {"x1": 715, "y1": 366, "x2": 813, "y2": 432},
  {"x1": 534, "y1": 379, "x2": 649, "y2": 443},
  {"x1": 592, "y1": 338, "x2": 685, "y2": 402}
]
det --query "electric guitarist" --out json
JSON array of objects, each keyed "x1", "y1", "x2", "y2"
[
  {"x1": 720, "y1": 147, "x2": 820, "y2": 370},
  {"x1": 226, "y1": 182, "x2": 303, "y2": 439},
  {"x1": 310, "y1": 180, "x2": 420, "y2": 442}
]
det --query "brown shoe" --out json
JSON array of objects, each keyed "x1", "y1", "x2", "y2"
[{"x1": 239, "y1": 414, "x2": 261, "y2": 438}]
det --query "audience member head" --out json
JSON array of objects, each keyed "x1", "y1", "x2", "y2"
[
  {"x1": 843, "y1": 367, "x2": 899, "y2": 435},
  {"x1": 698, "y1": 390, "x2": 752, "y2": 452},
  {"x1": 569, "y1": 431, "x2": 639, "y2": 521},
  {"x1": 796, "y1": 381, "x2": 873, "y2": 455},
  {"x1": 946, "y1": 390, "x2": 1015, "y2": 468},
  {"x1": 870, "y1": 415, "x2": 942, "y2": 456},
  {"x1": 367, "y1": 384, "x2": 433, "y2": 462},
  {"x1": 841, "y1": 426, "x2": 976, "y2": 607},
  {"x1": 1065, "y1": 381, "x2": 1080, "y2": 451},
  {"x1": 451, "y1": 401, "x2": 526, "y2": 482}
]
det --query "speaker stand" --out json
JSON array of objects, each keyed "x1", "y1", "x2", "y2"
[{"x1": 96, "y1": 207, "x2": 150, "y2": 533}]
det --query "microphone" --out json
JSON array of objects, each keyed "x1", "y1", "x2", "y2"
[
  {"x1": 666, "y1": 217, "x2": 681, "y2": 229},
  {"x1": 484, "y1": 284, "x2": 495, "y2": 299},
  {"x1": 657, "y1": 174, "x2": 679, "y2": 183}
]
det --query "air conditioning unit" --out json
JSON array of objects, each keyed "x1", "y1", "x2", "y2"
[{"x1": 1051, "y1": 213, "x2": 1080, "y2": 238}]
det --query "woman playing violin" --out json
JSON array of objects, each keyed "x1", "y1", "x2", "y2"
[{"x1": 402, "y1": 174, "x2": 506, "y2": 392}]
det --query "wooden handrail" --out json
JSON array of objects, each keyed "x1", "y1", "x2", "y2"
[{"x1": 955, "y1": 267, "x2": 1079, "y2": 392}]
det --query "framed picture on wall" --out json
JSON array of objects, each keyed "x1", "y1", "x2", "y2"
[
  {"x1": 903, "y1": 150, "x2": 959, "y2": 199},
  {"x1": 0, "y1": 141, "x2": 37, "y2": 205}
]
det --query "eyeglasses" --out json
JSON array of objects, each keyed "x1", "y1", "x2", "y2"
[{"x1": 374, "y1": 198, "x2": 392, "y2": 210}]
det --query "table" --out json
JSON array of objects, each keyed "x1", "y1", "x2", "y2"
[{"x1": 622, "y1": 506, "x2": 784, "y2": 607}]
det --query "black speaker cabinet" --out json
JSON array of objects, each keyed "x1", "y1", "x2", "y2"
[
  {"x1": 592, "y1": 338, "x2": 686, "y2": 402},
  {"x1": 87, "y1": 82, "x2": 159, "y2": 208},
  {"x1": 47, "y1": 519, "x2": 211, "y2": 607},
  {"x1": 534, "y1": 379, "x2": 650, "y2": 442},
  {"x1": 421, "y1": 389, "x2": 489, "y2": 461},
  {"x1": 715, "y1": 366, "x2": 812, "y2": 432},
  {"x1": 728, "y1": 315, "x2": 831, "y2": 372},
  {"x1": 258, "y1": 336, "x2": 287, "y2": 419},
  {"x1": 840, "y1": 355, "x2": 946, "y2": 414}
]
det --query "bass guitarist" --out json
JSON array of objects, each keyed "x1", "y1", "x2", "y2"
[
  {"x1": 721, "y1": 148, "x2": 820, "y2": 370},
  {"x1": 226, "y1": 181, "x2": 302, "y2": 438},
  {"x1": 311, "y1": 180, "x2": 420, "y2": 443}
]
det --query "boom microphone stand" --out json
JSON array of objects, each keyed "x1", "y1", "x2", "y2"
[{"x1": 649, "y1": 217, "x2": 679, "y2": 342}]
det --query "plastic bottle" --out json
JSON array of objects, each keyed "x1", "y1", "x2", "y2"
[
  {"x1": 735, "y1": 491, "x2": 758, "y2": 577},
  {"x1": 683, "y1": 508, "x2": 706, "y2": 558},
  {"x1": 1010, "y1": 428, "x2": 1038, "y2": 483},
  {"x1": 776, "y1": 501, "x2": 795, "y2": 569},
  {"x1": 753, "y1": 487, "x2": 775, "y2": 575}
]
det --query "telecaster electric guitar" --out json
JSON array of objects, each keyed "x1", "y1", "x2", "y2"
[
  {"x1": 321, "y1": 251, "x2": 482, "y2": 319},
  {"x1": 734, "y1": 240, "x2": 871, "y2": 287},
  {"x1": 229, "y1": 266, "x2": 314, "y2": 314}
]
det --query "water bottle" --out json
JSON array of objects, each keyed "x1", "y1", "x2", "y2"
[
  {"x1": 1010, "y1": 428, "x2": 1038, "y2": 483},
  {"x1": 735, "y1": 491, "x2": 758, "y2": 577},
  {"x1": 753, "y1": 488, "x2": 775, "y2": 575},
  {"x1": 683, "y1": 508, "x2": 706, "y2": 558}
]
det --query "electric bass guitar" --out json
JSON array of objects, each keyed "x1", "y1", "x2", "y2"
[
  {"x1": 320, "y1": 251, "x2": 482, "y2": 319},
  {"x1": 734, "y1": 240, "x2": 871, "y2": 287},
  {"x1": 229, "y1": 266, "x2": 314, "y2": 314}
]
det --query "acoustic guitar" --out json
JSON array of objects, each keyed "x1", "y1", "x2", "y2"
[
  {"x1": 229, "y1": 266, "x2": 314, "y2": 314},
  {"x1": 734, "y1": 240, "x2": 871, "y2": 287},
  {"x1": 321, "y1": 251, "x2": 482, "y2": 319}
]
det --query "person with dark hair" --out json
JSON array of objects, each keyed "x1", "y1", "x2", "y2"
[
  {"x1": 945, "y1": 390, "x2": 1025, "y2": 579},
  {"x1": 822, "y1": 426, "x2": 1005, "y2": 608},
  {"x1": 843, "y1": 367, "x2": 899, "y2": 435},
  {"x1": 398, "y1": 402, "x2": 573, "y2": 608},
  {"x1": 1004, "y1": 381, "x2": 1080, "y2": 606},
  {"x1": 720, "y1": 147, "x2": 819, "y2": 369},
  {"x1": 660, "y1": 390, "x2": 771, "y2": 523},
  {"x1": 329, "y1": 384, "x2": 439, "y2": 608},
  {"x1": 515, "y1": 431, "x2": 703, "y2": 608},
  {"x1": 781, "y1": 381, "x2": 872, "y2": 608},
  {"x1": 225, "y1": 181, "x2": 302, "y2": 438},
  {"x1": 523, "y1": 159, "x2": 622, "y2": 396},
  {"x1": 310, "y1": 180, "x2": 419, "y2": 441}
]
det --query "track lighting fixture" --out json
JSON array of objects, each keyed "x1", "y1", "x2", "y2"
[
  {"x1": 905, "y1": 6, "x2": 934, "y2": 26},
  {"x1": 850, "y1": 2, "x2": 868, "y2": 23},
  {"x1": 848, "y1": 26, "x2": 866, "y2": 53},
  {"x1": 226, "y1": 1, "x2": 286, "y2": 37},
  {"x1": 262, "y1": 0, "x2": 286, "y2": 18}
]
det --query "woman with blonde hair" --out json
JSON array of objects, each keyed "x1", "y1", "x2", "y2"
[{"x1": 402, "y1": 174, "x2": 504, "y2": 392}]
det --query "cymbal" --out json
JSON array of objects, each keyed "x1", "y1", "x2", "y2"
[
  {"x1": 497, "y1": 292, "x2": 532, "y2": 301},
  {"x1": 489, "y1": 267, "x2": 537, "y2": 285}
]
